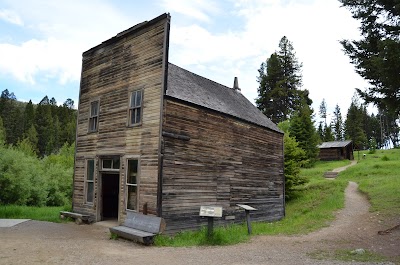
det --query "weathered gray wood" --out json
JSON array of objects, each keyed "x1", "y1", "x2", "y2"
[
  {"x1": 73, "y1": 14, "x2": 170, "y2": 221},
  {"x1": 123, "y1": 211, "x2": 165, "y2": 234},
  {"x1": 161, "y1": 99, "x2": 285, "y2": 233},
  {"x1": 59, "y1": 211, "x2": 92, "y2": 224},
  {"x1": 109, "y1": 226, "x2": 155, "y2": 245},
  {"x1": 109, "y1": 211, "x2": 165, "y2": 245}
]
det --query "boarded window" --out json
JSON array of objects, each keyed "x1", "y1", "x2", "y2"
[
  {"x1": 126, "y1": 159, "x2": 139, "y2": 211},
  {"x1": 128, "y1": 90, "x2": 142, "y2": 126},
  {"x1": 89, "y1": 100, "x2": 99, "y2": 132},
  {"x1": 86, "y1": 159, "x2": 95, "y2": 203}
]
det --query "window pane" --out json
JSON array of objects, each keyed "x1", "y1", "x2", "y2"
[
  {"x1": 91, "y1": 101, "x2": 98, "y2": 116},
  {"x1": 127, "y1": 185, "x2": 137, "y2": 211},
  {"x1": 86, "y1": 182, "x2": 94, "y2": 203},
  {"x1": 135, "y1": 91, "x2": 142, "y2": 107},
  {"x1": 127, "y1": 159, "x2": 138, "y2": 184},
  {"x1": 102, "y1": 159, "x2": 112, "y2": 169},
  {"x1": 135, "y1": 108, "x2": 141, "y2": 124},
  {"x1": 130, "y1": 92, "x2": 136, "y2": 108},
  {"x1": 129, "y1": 109, "x2": 135, "y2": 125},
  {"x1": 112, "y1": 158, "x2": 120, "y2": 169},
  {"x1": 87, "y1": 160, "x2": 94, "y2": 180},
  {"x1": 90, "y1": 117, "x2": 97, "y2": 131}
]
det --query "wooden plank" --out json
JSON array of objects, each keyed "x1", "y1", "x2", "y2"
[
  {"x1": 161, "y1": 99, "x2": 285, "y2": 233},
  {"x1": 73, "y1": 16, "x2": 169, "y2": 220}
]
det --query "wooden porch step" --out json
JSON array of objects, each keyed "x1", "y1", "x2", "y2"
[{"x1": 324, "y1": 171, "x2": 339, "y2": 178}]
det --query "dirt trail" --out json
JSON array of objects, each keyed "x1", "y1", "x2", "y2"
[{"x1": 1, "y1": 163, "x2": 399, "y2": 265}]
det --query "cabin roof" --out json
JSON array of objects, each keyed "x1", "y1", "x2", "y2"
[
  {"x1": 166, "y1": 63, "x2": 282, "y2": 133},
  {"x1": 318, "y1": 140, "x2": 353, "y2": 149}
]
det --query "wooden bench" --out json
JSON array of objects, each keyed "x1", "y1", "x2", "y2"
[
  {"x1": 59, "y1": 211, "x2": 92, "y2": 224},
  {"x1": 109, "y1": 211, "x2": 166, "y2": 245}
]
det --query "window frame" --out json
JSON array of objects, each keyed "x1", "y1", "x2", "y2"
[
  {"x1": 85, "y1": 159, "x2": 95, "y2": 204},
  {"x1": 127, "y1": 90, "x2": 143, "y2": 127},
  {"x1": 100, "y1": 157, "x2": 120, "y2": 172},
  {"x1": 88, "y1": 99, "x2": 100, "y2": 132},
  {"x1": 125, "y1": 157, "x2": 140, "y2": 212}
]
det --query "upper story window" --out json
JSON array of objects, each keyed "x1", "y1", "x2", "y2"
[
  {"x1": 89, "y1": 100, "x2": 99, "y2": 132},
  {"x1": 128, "y1": 90, "x2": 142, "y2": 126}
]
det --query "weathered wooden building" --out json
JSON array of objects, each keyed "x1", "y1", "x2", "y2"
[
  {"x1": 72, "y1": 13, "x2": 285, "y2": 233},
  {"x1": 318, "y1": 140, "x2": 354, "y2": 161}
]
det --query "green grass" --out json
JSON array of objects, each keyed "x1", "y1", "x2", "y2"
[
  {"x1": 339, "y1": 149, "x2": 400, "y2": 217},
  {"x1": 155, "y1": 224, "x2": 250, "y2": 246},
  {"x1": 0, "y1": 204, "x2": 71, "y2": 223},
  {"x1": 156, "y1": 159, "x2": 352, "y2": 246}
]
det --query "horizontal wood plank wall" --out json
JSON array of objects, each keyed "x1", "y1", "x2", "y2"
[
  {"x1": 73, "y1": 18, "x2": 167, "y2": 221},
  {"x1": 319, "y1": 148, "x2": 341, "y2": 160},
  {"x1": 161, "y1": 99, "x2": 284, "y2": 233}
]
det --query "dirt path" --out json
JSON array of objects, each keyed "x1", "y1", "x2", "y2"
[{"x1": 1, "y1": 165, "x2": 399, "y2": 264}]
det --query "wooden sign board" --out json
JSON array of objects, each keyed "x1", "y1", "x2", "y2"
[
  {"x1": 199, "y1": 206, "x2": 223, "y2": 217},
  {"x1": 237, "y1": 204, "x2": 257, "y2": 211}
]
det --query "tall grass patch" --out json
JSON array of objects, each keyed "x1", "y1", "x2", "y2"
[{"x1": 0, "y1": 205, "x2": 70, "y2": 223}]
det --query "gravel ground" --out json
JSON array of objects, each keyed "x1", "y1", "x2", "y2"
[{"x1": 1, "y1": 181, "x2": 399, "y2": 265}]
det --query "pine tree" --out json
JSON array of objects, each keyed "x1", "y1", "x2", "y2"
[
  {"x1": 332, "y1": 104, "x2": 343, "y2": 141},
  {"x1": 256, "y1": 36, "x2": 309, "y2": 123},
  {"x1": 289, "y1": 100, "x2": 319, "y2": 166},
  {"x1": 319, "y1": 98, "x2": 327, "y2": 124},
  {"x1": 23, "y1": 100, "x2": 35, "y2": 135},
  {"x1": 345, "y1": 96, "x2": 367, "y2": 150},
  {"x1": 0, "y1": 116, "x2": 6, "y2": 146},
  {"x1": 323, "y1": 123, "x2": 335, "y2": 142},
  {"x1": 35, "y1": 96, "x2": 54, "y2": 156},
  {"x1": 317, "y1": 121, "x2": 324, "y2": 142},
  {"x1": 0, "y1": 89, "x2": 24, "y2": 145},
  {"x1": 340, "y1": 0, "x2": 400, "y2": 116}
]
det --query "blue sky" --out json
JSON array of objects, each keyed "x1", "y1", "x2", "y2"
[{"x1": 0, "y1": 0, "x2": 369, "y2": 121}]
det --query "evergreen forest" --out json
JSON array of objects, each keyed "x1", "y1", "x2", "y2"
[{"x1": 0, "y1": 90, "x2": 76, "y2": 207}]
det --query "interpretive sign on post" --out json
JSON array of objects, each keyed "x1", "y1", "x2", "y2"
[
  {"x1": 199, "y1": 206, "x2": 223, "y2": 237},
  {"x1": 237, "y1": 204, "x2": 257, "y2": 235}
]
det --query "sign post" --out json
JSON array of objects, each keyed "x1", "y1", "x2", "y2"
[
  {"x1": 237, "y1": 204, "x2": 257, "y2": 235},
  {"x1": 199, "y1": 206, "x2": 222, "y2": 237}
]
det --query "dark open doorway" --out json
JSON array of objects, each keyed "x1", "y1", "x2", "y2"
[{"x1": 101, "y1": 173, "x2": 119, "y2": 219}]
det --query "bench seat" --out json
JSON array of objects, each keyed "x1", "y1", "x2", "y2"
[
  {"x1": 60, "y1": 211, "x2": 92, "y2": 224},
  {"x1": 109, "y1": 211, "x2": 165, "y2": 245},
  {"x1": 110, "y1": 226, "x2": 155, "y2": 245}
]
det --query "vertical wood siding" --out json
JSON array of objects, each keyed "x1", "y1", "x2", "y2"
[
  {"x1": 161, "y1": 99, "x2": 285, "y2": 233},
  {"x1": 73, "y1": 17, "x2": 168, "y2": 221}
]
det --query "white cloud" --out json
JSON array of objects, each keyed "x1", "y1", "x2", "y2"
[
  {"x1": 0, "y1": 0, "x2": 137, "y2": 86},
  {"x1": 0, "y1": 38, "x2": 82, "y2": 85},
  {"x1": 160, "y1": 0, "x2": 220, "y2": 22},
  {"x1": 0, "y1": 9, "x2": 23, "y2": 25},
  {"x1": 169, "y1": 0, "x2": 370, "y2": 118}
]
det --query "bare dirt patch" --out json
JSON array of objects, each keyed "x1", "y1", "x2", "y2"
[{"x1": 1, "y1": 181, "x2": 399, "y2": 265}]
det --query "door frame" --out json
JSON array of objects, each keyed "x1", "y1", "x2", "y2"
[{"x1": 97, "y1": 155, "x2": 121, "y2": 222}]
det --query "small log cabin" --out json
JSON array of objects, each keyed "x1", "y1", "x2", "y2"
[
  {"x1": 73, "y1": 13, "x2": 285, "y2": 233},
  {"x1": 318, "y1": 140, "x2": 354, "y2": 161}
]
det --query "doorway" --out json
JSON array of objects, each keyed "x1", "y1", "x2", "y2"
[{"x1": 101, "y1": 173, "x2": 120, "y2": 220}]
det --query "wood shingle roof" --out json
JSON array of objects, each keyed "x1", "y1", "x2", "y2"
[{"x1": 166, "y1": 63, "x2": 282, "y2": 133}]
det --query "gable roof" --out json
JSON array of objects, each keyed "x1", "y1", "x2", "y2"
[
  {"x1": 318, "y1": 140, "x2": 353, "y2": 149},
  {"x1": 166, "y1": 63, "x2": 282, "y2": 133}
]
